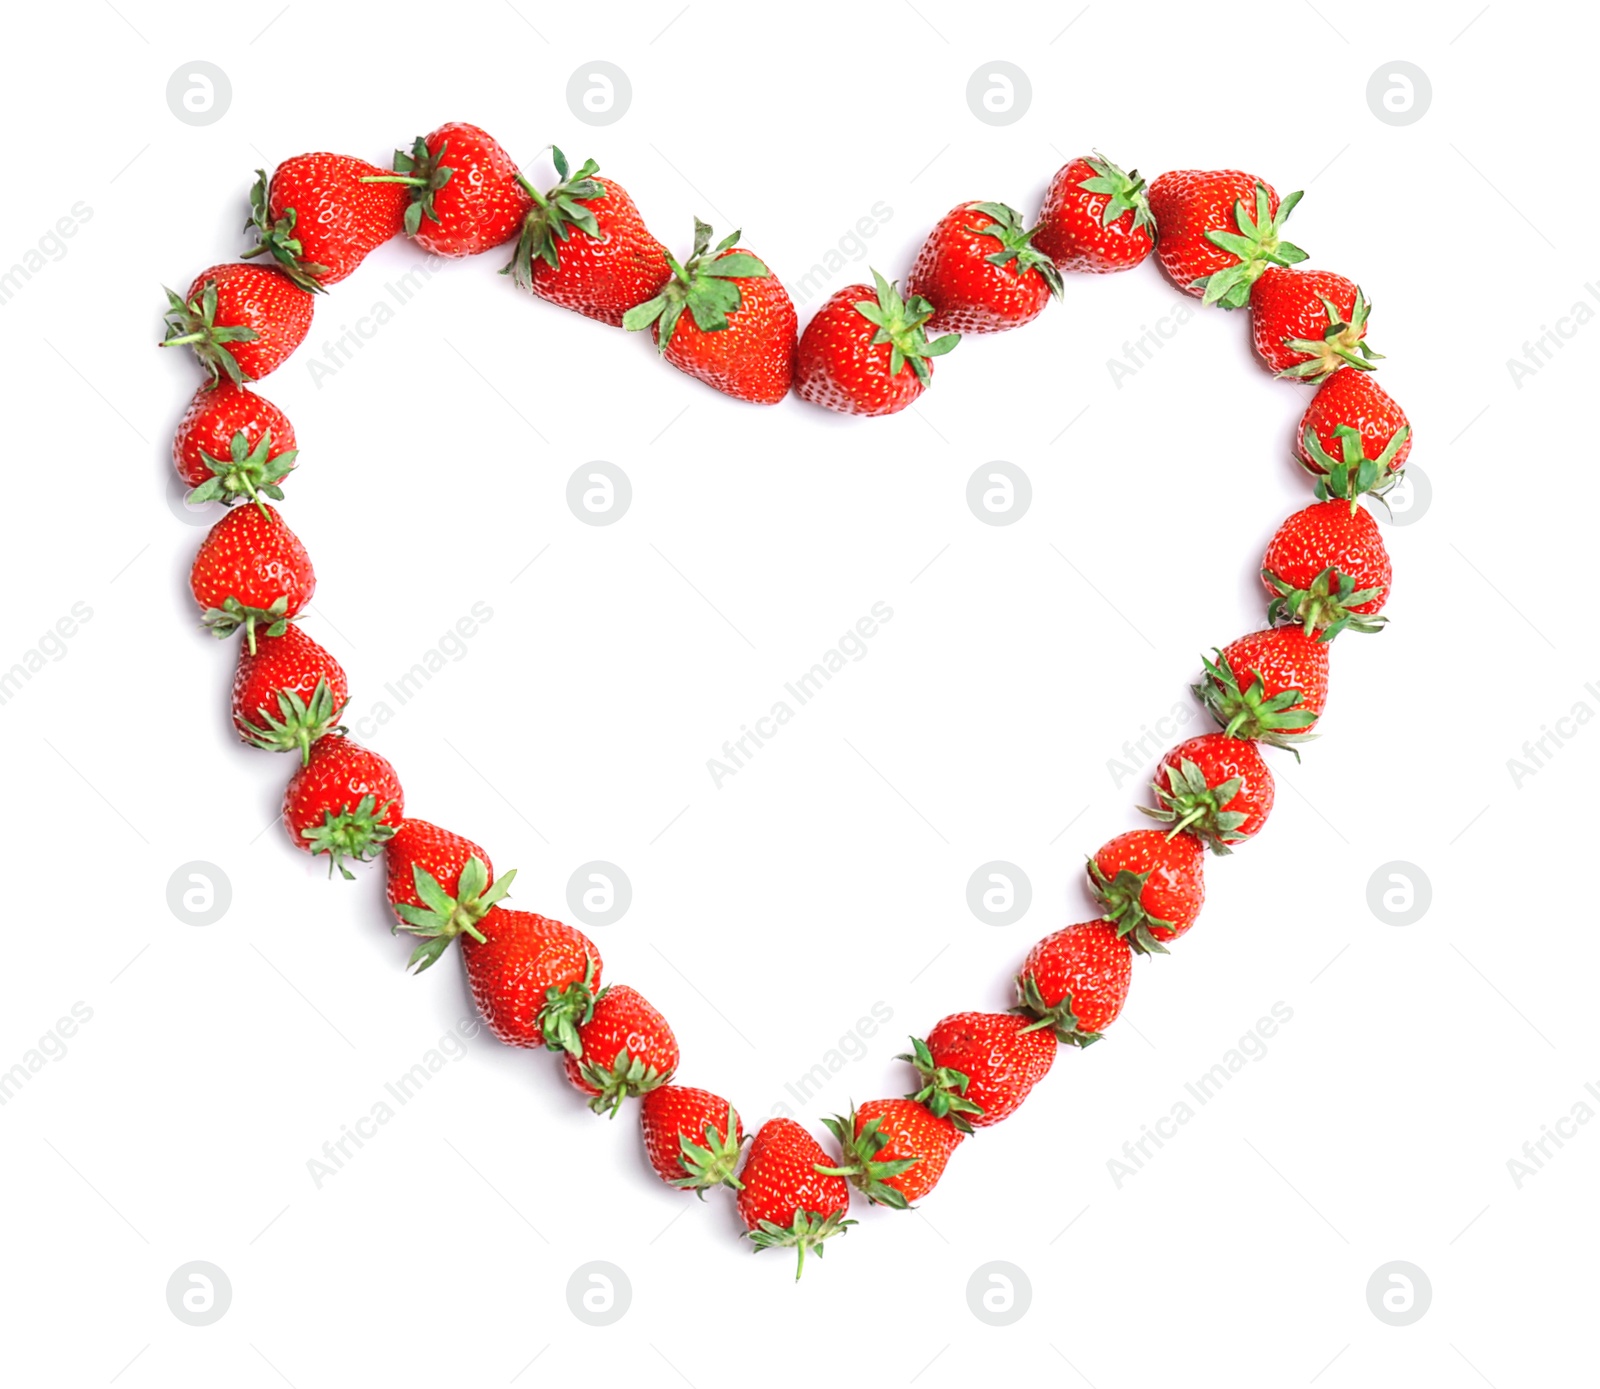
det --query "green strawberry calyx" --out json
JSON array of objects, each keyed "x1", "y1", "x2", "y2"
[
  {"x1": 395, "y1": 858, "x2": 516, "y2": 973},
  {"x1": 964, "y1": 201, "x2": 1064, "y2": 299},
  {"x1": 362, "y1": 136, "x2": 454, "y2": 237},
  {"x1": 302, "y1": 793, "x2": 398, "y2": 881},
  {"x1": 575, "y1": 1045, "x2": 673, "y2": 1119},
  {"x1": 1014, "y1": 974, "x2": 1102, "y2": 1048},
  {"x1": 1194, "y1": 647, "x2": 1320, "y2": 755},
  {"x1": 855, "y1": 268, "x2": 959, "y2": 383},
  {"x1": 188, "y1": 428, "x2": 297, "y2": 515},
  {"x1": 1086, "y1": 855, "x2": 1173, "y2": 957},
  {"x1": 1139, "y1": 756, "x2": 1250, "y2": 856},
  {"x1": 897, "y1": 1036, "x2": 984, "y2": 1133},
  {"x1": 1301, "y1": 422, "x2": 1410, "y2": 510},
  {"x1": 622, "y1": 217, "x2": 771, "y2": 352},
  {"x1": 1264, "y1": 565, "x2": 1388, "y2": 641},
  {"x1": 745, "y1": 1208, "x2": 855, "y2": 1281},
  {"x1": 1196, "y1": 185, "x2": 1307, "y2": 310},
  {"x1": 816, "y1": 1111, "x2": 924, "y2": 1211},
  {"x1": 1277, "y1": 286, "x2": 1381, "y2": 381},
  {"x1": 539, "y1": 955, "x2": 604, "y2": 1057},
  {"x1": 240, "y1": 169, "x2": 331, "y2": 293},
  {"x1": 1078, "y1": 151, "x2": 1155, "y2": 236},
  {"x1": 200, "y1": 594, "x2": 291, "y2": 654},
  {"x1": 237, "y1": 676, "x2": 345, "y2": 766},
  {"x1": 504, "y1": 146, "x2": 606, "y2": 291},
  {"x1": 670, "y1": 1104, "x2": 748, "y2": 1196},
  {"x1": 160, "y1": 279, "x2": 261, "y2": 386}
]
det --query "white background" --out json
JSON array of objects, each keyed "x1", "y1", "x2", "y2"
[{"x1": 0, "y1": 1, "x2": 1592, "y2": 1383}]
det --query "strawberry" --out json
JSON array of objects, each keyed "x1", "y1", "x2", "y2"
[
  {"x1": 243, "y1": 153, "x2": 409, "y2": 290},
  {"x1": 172, "y1": 381, "x2": 298, "y2": 511},
  {"x1": 1014, "y1": 920, "x2": 1133, "y2": 1045},
  {"x1": 1146, "y1": 172, "x2": 1306, "y2": 308},
  {"x1": 1250, "y1": 267, "x2": 1380, "y2": 380},
  {"x1": 1140, "y1": 733, "x2": 1275, "y2": 855},
  {"x1": 281, "y1": 734, "x2": 403, "y2": 878},
  {"x1": 900, "y1": 1012, "x2": 1057, "y2": 1131},
  {"x1": 736, "y1": 1118, "x2": 854, "y2": 1279},
  {"x1": 1297, "y1": 370, "x2": 1413, "y2": 503},
  {"x1": 232, "y1": 624, "x2": 347, "y2": 764},
  {"x1": 375, "y1": 122, "x2": 533, "y2": 256},
  {"x1": 639, "y1": 1085, "x2": 747, "y2": 1194},
  {"x1": 1088, "y1": 829, "x2": 1206, "y2": 954},
  {"x1": 819, "y1": 1100, "x2": 962, "y2": 1209},
  {"x1": 1196, "y1": 628, "x2": 1331, "y2": 750},
  {"x1": 906, "y1": 200, "x2": 1062, "y2": 333},
  {"x1": 623, "y1": 217, "x2": 795, "y2": 404},
  {"x1": 460, "y1": 908, "x2": 602, "y2": 1052},
  {"x1": 161, "y1": 263, "x2": 314, "y2": 383},
  {"x1": 505, "y1": 147, "x2": 672, "y2": 327},
  {"x1": 189, "y1": 503, "x2": 315, "y2": 652},
  {"x1": 1033, "y1": 153, "x2": 1156, "y2": 273},
  {"x1": 385, "y1": 820, "x2": 515, "y2": 972},
  {"x1": 794, "y1": 271, "x2": 958, "y2": 416},
  {"x1": 562, "y1": 984, "x2": 679, "y2": 1116},
  {"x1": 1263, "y1": 500, "x2": 1391, "y2": 639}
]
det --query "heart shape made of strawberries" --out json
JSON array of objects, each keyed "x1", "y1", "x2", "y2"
[{"x1": 164, "y1": 129, "x2": 1412, "y2": 1278}]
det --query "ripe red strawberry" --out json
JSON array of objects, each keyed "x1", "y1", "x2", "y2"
[
  {"x1": 819, "y1": 1100, "x2": 961, "y2": 1210},
  {"x1": 1250, "y1": 267, "x2": 1380, "y2": 380},
  {"x1": 243, "y1": 153, "x2": 410, "y2": 289},
  {"x1": 623, "y1": 218, "x2": 796, "y2": 404},
  {"x1": 173, "y1": 381, "x2": 298, "y2": 510},
  {"x1": 906, "y1": 200, "x2": 1062, "y2": 333},
  {"x1": 505, "y1": 147, "x2": 672, "y2": 327},
  {"x1": 1141, "y1": 733, "x2": 1275, "y2": 855},
  {"x1": 385, "y1": 820, "x2": 515, "y2": 972},
  {"x1": 736, "y1": 1118, "x2": 854, "y2": 1279},
  {"x1": 1196, "y1": 631, "x2": 1329, "y2": 768},
  {"x1": 639, "y1": 1086, "x2": 747, "y2": 1194},
  {"x1": 562, "y1": 984, "x2": 679, "y2": 1117},
  {"x1": 374, "y1": 121, "x2": 533, "y2": 256},
  {"x1": 1298, "y1": 370, "x2": 1413, "y2": 503},
  {"x1": 232, "y1": 624, "x2": 347, "y2": 764},
  {"x1": 1033, "y1": 153, "x2": 1155, "y2": 273},
  {"x1": 460, "y1": 908, "x2": 602, "y2": 1052},
  {"x1": 161, "y1": 263, "x2": 314, "y2": 383},
  {"x1": 1146, "y1": 172, "x2": 1305, "y2": 308},
  {"x1": 900, "y1": 1012, "x2": 1057, "y2": 1131},
  {"x1": 189, "y1": 503, "x2": 315, "y2": 652},
  {"x1": 1263, "y1": 500, "x2": 1391, "y2": 639},
  {"x1": 1198, "y1": 628, "x2": 1332, "y2": 752},
  {"x1": 1014, "y1": 920, "x2": 1133, "y2": 1044},
  {"x1": 281, "y1": 735, "x2": 403, "y2": 878},
  {"x1": 795, "y1": 271, "x2": 958, "y2": 416},
  {"x1": 1089, "y1": 829, "x2": 1206, "y2": 954}
]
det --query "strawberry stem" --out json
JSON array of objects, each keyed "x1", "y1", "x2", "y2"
[{"x1": 1195, "y1": 185, "x2": 1307, "y2": 309}]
